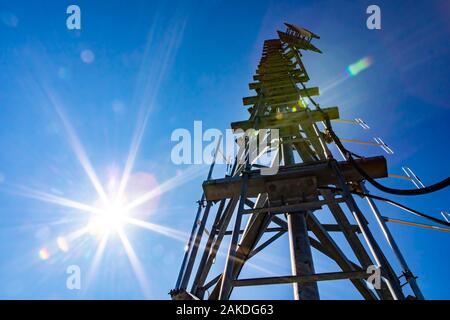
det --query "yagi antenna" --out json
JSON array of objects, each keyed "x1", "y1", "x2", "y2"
[
  {"x1": 441, "y1": 211, "x2": 450, "y2": 223},
  {"x1": 389, "y1": 165, "x2": 424, "y2": 187},
  {"x1": 402, "y1": 166, "x2": 425, "y2": 189},
  {"x1": 374, "y1": 137, "x2": 394, "y2": 155},
  {"x1": 355, "y1": 118, "x2": 370, "y2": 129},
  {"x1": 339, "y1": 136, "x2": 394, "y2": 155},
  {"x1": 333, "y1": 117, "x2": 370, "y2": 130},
  {"x1": 390, "y1": 167, "x2": 447, "y2": 225}
]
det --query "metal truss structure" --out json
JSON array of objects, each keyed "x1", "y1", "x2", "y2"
[{"x1": 170, "y1": 23, "x2": 425, "y2": 300}]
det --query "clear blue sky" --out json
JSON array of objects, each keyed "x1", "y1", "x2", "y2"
[{"x1": 0, "y1": 0, "x2": 448, "y2": 299}]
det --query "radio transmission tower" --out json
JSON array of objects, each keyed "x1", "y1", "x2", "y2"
[{"x1": 170, "y1": 23, "x2": 430, "y2": 300}]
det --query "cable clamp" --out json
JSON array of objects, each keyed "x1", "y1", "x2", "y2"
[{"x1": 196, "y1": 199, "x2": 207, "y2": 208}]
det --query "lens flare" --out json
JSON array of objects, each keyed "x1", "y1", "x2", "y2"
[
  {"x1": 80, "y1": 50, "x2": 95, "y2": 64},
  {"x1": 346, "y1": 56, "x2": 373, "y2": 77},
  {"x1": 56, "y1": 237, "x2": 69, "y2": 252},
  {"x1": 38, "y1": 248, "x2": 50, "y2": 260}
]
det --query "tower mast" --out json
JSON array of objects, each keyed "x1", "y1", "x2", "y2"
[{"x1": 171, "y1": 23, "x2": 422, "y2": 300}]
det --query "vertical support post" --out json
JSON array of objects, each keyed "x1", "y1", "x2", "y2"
[
  {"x1": 180, "y1": 201, "x2": 213, "y2": 290},
  {"x1": 175, "y1": 136, "x2": 222, "y2": 290},
  {"x1": 333, "y1": 148, "x2": 407, "y2": 300},
  {"x1": 194, "y1": 197, "x2": 239, "y2": 299},
  {"x1": 190, "y1": 199, "x2": 226, "y2": 294},
  {"x1": 175, "y1": 198, "x2": 205, "y2": 289},
  {"x1": 283, "y1": 142, "x2": 319, "y2": 300},
  {"x1": 218, "y1": 169, "x2": 249, "y2": 299},
  {"x1": 361, "y1": 183, "x2": 424, "y2": 300},
  {"x1": 218, "y1": 136, "x2": 252, "y2": 300},
  {"x1": 329, "y1": 160, "x2": 402, "y2": 300},
  {"x1": 287, "y1": 211, "x2": 320, "y2": 300}
]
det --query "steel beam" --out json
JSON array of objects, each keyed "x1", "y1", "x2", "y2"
[
  {"x1": 233, "y1": 271, "x2": 368, "y2": 287},
  {"x1": 361, "y1": 183, "x2": 424, "y2": 300},
  {"x1": 203, "y1": 156, "x2": 388, "y2": 201},
  {"x1": 306, "y1": 213, "x2": 378, "y2": 300},
  {"x1": 180, "y1": 201, "x2": 213, "y2": 290},
  {"x1": 192, "y1": 197, "x2": 239, "y2": 297},
  {"x1": 329, "y1": 160, "x2": 403, "y2": 300},
  {"x1": 218, "y1": 169, "x2": 250, "y2": 299},
  {"x1": 282, "y1": 141, "x2": 319, "y2": 300}
]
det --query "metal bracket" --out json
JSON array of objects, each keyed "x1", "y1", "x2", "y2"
[{"x1": 196, "y1": 199, "x2": 207, "y2": 208}]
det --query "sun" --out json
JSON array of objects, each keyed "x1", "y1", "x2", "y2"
[{"x1": 88, "y1": 200, "x2": 129, "y2": 236}]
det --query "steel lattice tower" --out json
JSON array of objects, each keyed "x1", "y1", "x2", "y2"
[{"x1": 170, "y1": 23, "x2": 424, "y2": 300}]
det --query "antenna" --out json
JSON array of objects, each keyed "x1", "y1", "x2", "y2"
[
  {"x1": 402, "y1": 166, "x2": 425, "y2": 189},
  {"x1": 374, "y1": 137, "x2": 394, "y2": 155},
  {"x1": 338, "y1": 136, "x2": 394, "y2": 154},
  {"x1": 441, "y1": 211, "x2": 450, "y2": 223},
  {"x1": 334, "y1": 118, "x2": 370, "y2": 129}
]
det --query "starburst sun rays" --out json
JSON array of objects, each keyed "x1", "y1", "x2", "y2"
[
  {"x1": 15, "y1": 96, "x2": 205, "y2": 297},
  {"x1": 8, "y1": 18, "x2": 204, "y2": 298}
]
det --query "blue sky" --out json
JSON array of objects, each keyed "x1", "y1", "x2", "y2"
[{"x1": 0, "y1": 0, "x2": 448, "y2": 299}]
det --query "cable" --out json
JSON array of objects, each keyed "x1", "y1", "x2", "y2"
[
  {"x1": 299, "y1": 82, "x2": 450, "y2": 196},
  {"x1": 333, "y1": 128, "x2": 450, "y2": 196},
  {"x1": 318, "y1": 186, "x2": 450, "y2": 227}
]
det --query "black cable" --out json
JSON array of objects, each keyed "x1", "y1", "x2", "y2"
[
  {"x1": 319, "y1": 186, "x2": 450, "y2": 227},
  {"x1": 333, "y1": 129, "x2": 450, "y2": 196},
  {"x1": 299, "y1": 82, "x2": 450, "y2": 196}
]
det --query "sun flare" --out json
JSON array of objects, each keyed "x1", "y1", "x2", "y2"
[{"x1": 88, "y1": 200, "x2": 129, "y2": 236}]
